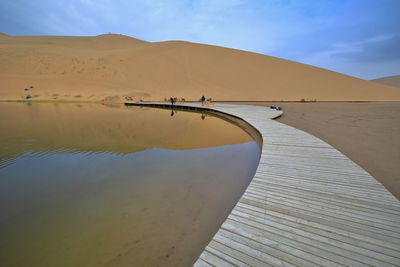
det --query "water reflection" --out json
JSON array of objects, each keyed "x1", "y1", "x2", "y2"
[{"x1": 0, "y1": 103, "x2": 260, "y2": 267}]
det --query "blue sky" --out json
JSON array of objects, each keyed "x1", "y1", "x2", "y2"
[{"x1": 0, "y1": 0, "x2": 399, "y2": 79}]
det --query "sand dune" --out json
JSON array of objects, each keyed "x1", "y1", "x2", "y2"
[
  {"x1": 1, "y1": 33, "x2": 399, "y2": 101},
  {"x1": 371, "y1": 75, "x2": 400, "y2": 88}
]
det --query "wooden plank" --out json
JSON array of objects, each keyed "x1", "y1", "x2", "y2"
[
  {"x1": 222, "y1": 219, "x2": 346, "y2": 266},
  {"x1": 247, "y1": 181, "x2": 400, "y2": 214},
  {"x1": 198, "y1": 250, "x2": 233, "y2": 267},
  {"x1": 239, "y1": 197, "x2": 400, "y2": 247},
  {"x1": 231, "y1": 210, "x2": 397, "y2": 266},
  {"x1": 246, "y1": 187, "x2": 400, "y2": 223},
  {"x1": 193, "y1": 259, "x2": 213, "y2": 267},
  {"x1": 205, "y1": 245, "x2": 252, "y2": 267},
  {"x1": 208, "y1": 240, "x2": 270, "y2": 267},
  {"x1": 244, "y1": 190, "x2": 400, "y2": 230},
  {"x1": 250, "y1": 179, "x2": 400, "y2": 211},
  {"x1": 233, "y1": 206, "x2": 400, "y2": 265},
  {"x1": 216, "y1": 229, "x2": 314, "y2": 267}
]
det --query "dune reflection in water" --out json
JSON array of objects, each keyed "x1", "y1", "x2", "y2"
[{"x1": 0, "y1": 103, "x2": 260, "y2": 267}]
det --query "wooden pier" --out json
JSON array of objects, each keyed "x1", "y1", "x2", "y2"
[{"x1": 126, "y1": 102, "x2": 400, "y2": 266}]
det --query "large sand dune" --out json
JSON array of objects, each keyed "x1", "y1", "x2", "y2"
[
  {"x1": 1, "y1": 33, "x2": 399, "y2": 101},
  {"x1": 371, "y1": 75, "x2": 400, "y2": 88}
]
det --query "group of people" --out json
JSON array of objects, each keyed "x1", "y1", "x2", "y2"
[
  {"x1": 200, "y1": 95, "x2": 212, "y2": 106},
  {"x1": 167, "y1": 95, "x2": 212, "y2": 106},
  {"x1": 269, "y1": 105, "x2": 283, "y2": 111},
  {"x1": 167, "y1": 97, "x2": 185, "y2": 105}
]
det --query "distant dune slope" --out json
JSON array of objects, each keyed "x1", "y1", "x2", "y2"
[
  {"x1": 1, "y1": 33, "x2": 399, "y2": 101},
  {"x1": 371, "y1": 75, "x2": 400, "y2": 88}
]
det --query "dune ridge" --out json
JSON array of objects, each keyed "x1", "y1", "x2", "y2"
[
  {"x1": 1, "y1": 33, "x2": 399, "y2": 101},
  {"x1": 371, "y1": 75, "x2": 400, "y2": 88}
]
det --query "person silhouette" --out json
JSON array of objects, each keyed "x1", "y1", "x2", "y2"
[{"x1": 200, "y1": 95, "x2": 206, "y2": 105}]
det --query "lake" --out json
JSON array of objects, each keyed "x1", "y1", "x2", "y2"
[{"x1": 0, "y1": 102, "x2": 260, "y2": 267}]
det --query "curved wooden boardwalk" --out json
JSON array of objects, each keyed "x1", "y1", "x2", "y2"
[{"x1": 126, "y1": 102, "x2": 400, "y2": 266}]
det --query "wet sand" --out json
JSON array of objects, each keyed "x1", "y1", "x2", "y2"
[{"x1": 221, "y1": 101, "x2": 400, "y2": 199}]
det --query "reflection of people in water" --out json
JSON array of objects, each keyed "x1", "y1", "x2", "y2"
[
  {"x1": 201, "y1": 113, "x2": 205, "y2": 120},
  {"x1": 170, "y1": 109, "x2": 175, "y2": 116}
]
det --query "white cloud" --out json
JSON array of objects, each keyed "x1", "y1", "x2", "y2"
[{"x1": 299, "y1": 34, "x2": 399, "y2": 78}]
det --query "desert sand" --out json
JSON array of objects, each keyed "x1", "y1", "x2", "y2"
[
  {"x1": 1, "y1": 33, "x2": 400, "y2": 102},
  {"x1": 372, "y1": 75, "x2": 400, "y2": 88},
  {"x1": 225, "y1": 101, "x2": 400, "y2": 199}
]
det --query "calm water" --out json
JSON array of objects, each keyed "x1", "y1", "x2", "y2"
[{"x1": 0, "y1": 103, "x2": 260, "y2": 267}]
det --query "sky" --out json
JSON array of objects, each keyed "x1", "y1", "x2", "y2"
[{"x1": 0, "y1": 0, "x2": 399, "y2": 79}]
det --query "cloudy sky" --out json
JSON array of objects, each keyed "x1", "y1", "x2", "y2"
[{"x1": 1, "y1": 0, "x2": 399, "y2": 79}]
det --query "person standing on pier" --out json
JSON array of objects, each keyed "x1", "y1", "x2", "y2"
[{"x1": 200, "y1": 95, "x2": 206, "y2": 106}]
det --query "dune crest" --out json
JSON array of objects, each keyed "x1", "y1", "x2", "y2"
[
  {"x1": 0, "y1": 33, "x2": 399, "y2": 101},
  {"x1": 371, "y1": 75, "x2": 400, "y2": 88}
]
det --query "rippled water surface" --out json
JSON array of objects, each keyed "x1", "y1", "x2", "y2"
[{"x1": 0, "y1": 103, "x2": 260, "y2": 267}]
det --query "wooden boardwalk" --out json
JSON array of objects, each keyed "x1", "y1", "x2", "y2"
[{"x1": 126, "y1": 102, "x2": 400, "y2": 266}]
